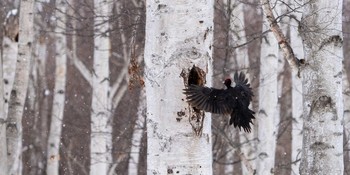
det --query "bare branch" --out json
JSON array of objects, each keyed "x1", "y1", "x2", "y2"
[
  {"x1": 112, "y1": 83, "x2": 128, "y2": 110},
  {"x1": 260, "y1": 0, "x2": 301, "y2": 76},
  {"x1": 67, "y1": 51, "x2": 93, "y2": 86},
  {"x1": 109, "y1": 65, "x2": 128, "y2": 99},
  {"x1": 67, "y1": 7, "x2": 93, "y2": 86},
  {"x1": 212, "y1": 124, "x2": 256, "y2": 174},
  {"x1": 237, "y1": 150, "x2": 255, "y2": 175}
]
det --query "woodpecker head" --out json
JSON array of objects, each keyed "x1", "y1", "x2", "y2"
[{"x1": 224, "y1": 78, "x2": 232, "y2": 88}]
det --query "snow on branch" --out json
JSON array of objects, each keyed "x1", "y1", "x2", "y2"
[{"x1": 260, "y1": 0, "x2": 301, "y2": 76}]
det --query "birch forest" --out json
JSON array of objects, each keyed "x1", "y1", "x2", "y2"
[{"x1": 0, "y1": 0, "x2": 350, "y2": 174}]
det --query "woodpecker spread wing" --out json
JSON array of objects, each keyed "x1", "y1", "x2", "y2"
[
  {"x1": 233, "y1": 71, "x2": 253, "y2": 102},
  {"x1": 183, "y1": 72, "x2": 255, "y2": 133},
  {"x1": 183, "y1": 85, "x2": 234, "y2": 114}
]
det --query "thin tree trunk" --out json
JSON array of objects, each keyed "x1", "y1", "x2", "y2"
[
  {"x1": 0, "y1": 30, "x2": 8, "y2": 175},
  {"x1": 2, "y1": 37, "x2": 18, "y2": 118},
  {"x1": 344, "y1": 1, "x2": 350, "y2": 172},
  {"x1": 299, "y1": 0, "x2": 344, "y2": 174},
  {"x1": 145, "y1": 0, "x2": 214, "y2": 174},
  {"x1": 343, "y1": 70, "x2": 350, "y2": 174},
  {"x1": 289, "y1": 0, "x2": 303, "y2": 173},
  {"x1": 256, "y1": 1, "x2": 279, "y2": 173},
  {"x1": 128, "y1": 89, "x2": 146, "y2": 175},
  {"x1": 1, "y1": 11, "x2": 19, "y2": 175},
  {"x1": 90, "y1": 0, "x2": 112, "y2": 174},
  {"x1": 6, "y1": 0, "x2": 35, "y2": 174},
  {"x1": 46, "y1": 0, "x2": 67, "y2": 174}
]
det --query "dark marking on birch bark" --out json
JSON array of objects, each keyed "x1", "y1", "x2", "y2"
[
  {"x1": 319, "y1": 35, "x2": 343, "y2": 50},
  {"x1": 333, "y1": 132, "x2": 342, "y2": 136},
  {"x1": 176, "y1": 111, "x2": 185, "y2": 122},
  {"x1": 307, "y1": 95, "x2": 337, "y2": 123},
  {"x1": 318, "y1": 96, "x2": 332, "y2": 108},
  {"x1": 204, "y1": 27, "x2": 209, "y2": 41},
  {"x1": 6, "y1": 122, "x2": 17, "y2": 132},
  {"x1": 258, "y1": 109, "x2": 267, "y2": 116},
  {"x1": 310, "y1": 95, "x2": 333, "y2": 111},
  {"x1": 333, "y1": 71, "x2": 342, "y2": 78},
  {"x1": 310, "y1": 141, "x2": 334, "y2": 150},
  {"x1": 10, "y1": 90, "x2": 17, "y2": 98},
  {"x1": 157, "y1": 4, "x2": 167, "y2": 12},
  {"x1": 0, "y1": 118, "x2": 6, "y2": 124}
]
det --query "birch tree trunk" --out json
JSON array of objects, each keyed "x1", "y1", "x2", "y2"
[
  {"x1": 6, "y1": 0, "x2": 34, "y2": 174},
  {"x1": 46, "y1": 0, "x2": 67, "y2": 174},
  {"x1": 1, "y1": 11, "x2": 19, "y2": 174},
  {"x1": 2, "y1": 37, "x2": 18, "y2": 118},
  {"x1": 0, "y1": 33, "x2": 7, "y2": 175},
  {"x1": 299, "y1": 0, "x2": 344, "y2": 174},
  {"x1": 145, "y1": 0, "x2": 214, "y2": 174},
  {"x1": 90, "y1": 0, "x2": 112, "y2": 174},
  {"x1": 256, "y1": 1, "x2": 279, "y2": 173},
  {"x1": 3, "y1": 10, "x2": 19, "y2": 118},
  {"x1": 289, "y1": 0, "x2": 303, "y2": 173}
]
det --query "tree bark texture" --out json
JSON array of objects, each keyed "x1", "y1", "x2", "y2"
[
  {"x1": 6, "y1": 0, "x2": 34, "y2": 174},
  {"x1": 299, "y1": 0, "x2": 344, "y2": 174},
  {"x1": 145, "y1": 0, "x2": 214, "y2": 174},
  {"x1": 46, "y1": 0, "x2": 67, "y2": 174}
]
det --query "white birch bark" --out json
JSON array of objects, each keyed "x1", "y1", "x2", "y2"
[
  {"x1": 2, "y1": 37, "x2": 18, "y2": 118},
  {"x1": 256, "y1": 1, "x2": 279, "y2": 173},
  {"x1": 46, "y1": 0, "x2": 67, "y2": 174},
  {"x1": 128, "y1": 89, "x2": 146, "y2": 175},
  {"x1": 145, "y1": 0, "x2": 214, "y2": 174},
  {"x1": 2, "y1": 14, "x2": 19, "y2": 173},
  {"x1": 90, "y1": 0, "x2": 112, "y2": 174},
  {"x1": 6, "y1": 0, "x2": 34, "y2": 174},
  {"x1": 0, "y1": 33, "x2": 8, "y2": 175},
  {"x1": 289, "y1": 1, "x2": 303, "y2": 174},
  {"x1": 299, "y1": 0, "x2": 344, "y2": 174},
  {"x1": 344, "y1": 70, "x2": 350, "y2": 170}
]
